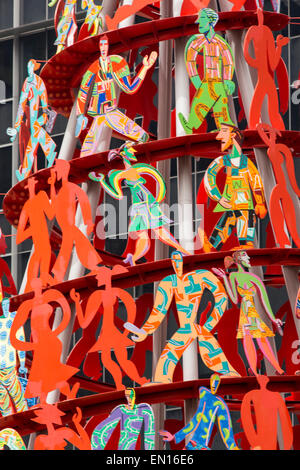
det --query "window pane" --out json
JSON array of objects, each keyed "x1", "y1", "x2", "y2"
[
  {"x1": 0, "y1": 146, "x2": 12, "y2": 205},
  {"x1": 0, "y1": 102, "x2": 12, "y2": 145},
  {"x1": 20, "y1": 33, "x2": 46, "y2": 84},
  {"x1": 0, "y1": 40, "x2": 13, "y2": 99},
  {"x1": 0, "y1": 0, "x2": 13, "y2": 30},
  {"x1": 20, "y1": 0, "x2": 46, "y2": 25}
]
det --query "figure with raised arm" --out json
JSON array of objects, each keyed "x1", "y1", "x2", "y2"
[
  {"x1": 76, "y1": 35, "x2": 157, "y2": 157},
  {"x1": 16, "y1": 177, "x2": 55, "y2": 292},
  {"x1": 89, "y1": 142, "x2": 190, "y2": 266},
  {"x1": 70, "y1": 265, "x2": 149, "y2": 389},
  {"x1": 202, "y1": 123, "x2": 267, "y2": 252},
  {"x1": 6, "y1": 59, "x2": 57, "y2": 181},
  {"x1": 49, "y1": 0, "x2": 78, "y2": 53},
  {"x1": 243, "y1": 7, "x2": 289, "y2": 130},
  {"x1": 213, "y1": 250, "x2": 284, "y2": 376},
  {"x1": 125, "y1": 251, "x2": 239, "y2": 383},
  {"x1": 49, "y1": 159, "x2": 102, "y2": 283},
  {"x1": 91, "y1": 387, "x2": 155, "y2": 450},
  {"x1": 160, "y1": 374, "x2": 239, "y2": 450},
  {"x1": 178, "y1": 8, "x2": 235, "y2": 134},
  {"x1": 10, "y1": 278, "x2": 78, "y2": 403},
  {"x1": 257, "y1": 122, "x2": 300, "y2": 248}
]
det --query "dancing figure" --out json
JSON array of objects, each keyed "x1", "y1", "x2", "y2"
[
  {"x1": 81, "y1": 0, "x2": 103, "y2": 36},
  {"x1": 49, "y1": 0, "x2": 77, "y2": 53},
  {"x1": 0, "y1": 428, "x2": 26, "y2": 450},
  {"x1": 213, "y1": 250, "x2": 284, "y2": 376},
  {"x1": 33, "y1": 404, "x2": 90, "y2": 450},
  {"x1": 10, "y1": 278, "x2": 78, "y2": 403},
  {"x1": 6, "y1": 59, "x2": 57, "y2": 181},
  {"x1": 70, "y1": 266, "x2": 149, "y2": 390},
  {"x1": 91, "y1": 388, "x2": 155, "y2": 450},
  {"x1": 90, "y1": 142, "x2": 190, "y2": 266},
  {"x1": 126, "y1": 251, "x2": 239, "y2": 383},
  {"x1": 178, "y1": 8, "x2": 235, "y2": 134},
  {"x1": 0, "y1": 299, "x2": 27, "y2": 417},
  {"x1": 76, "y1": 35, "x2": 157, "y2": 157},
  {"x1": 241, "y1": 375, "x2": 293, "y2": 450},
  {"x1": 49, "y1": 159, "x2": 102, "y2": 283},
  {"x1": 203, "y1": 123, "x2": 267, "y2": 252},
  {"x1": 243, "y1": 7, "x2": 289, "y2": 130},
  {"x1": 257, "y1": 123, "x2": 300, "y2": 248},
  {"x1": 160, "y1": 374, "x2": 239, "y2": 450},
  {"x1": 16, "y1": 177, "x2": 55, "y2": 292}
]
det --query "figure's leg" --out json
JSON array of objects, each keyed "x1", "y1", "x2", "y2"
[
  {"x1": 73, "y1": 227, "x2": 101, "y2": 271},
  {"x1": 0, "y1": 367, "x2": 27, "y2": 415},
  {"x1": 154, "y1": 329, "x2": 197, "y2": 383},
  {"x1": 216, "y1": 405, "x2": 239, "y2": 450},
  {"x1": 211, "y1": 83, "x2": 235, "y2": 129},
  {"x1": 269, "y1": 189, "x2": 292, "y2": 247},
  {"x1": 105, "y1": 109, "x2": 149, "y2": 143},
  {"x1": 114, "y1": 347, "x2": 149, "y2": 386},
  {"x1": 129, "y1": 230, "x2": 151, "y2": 265},
  {"x1": 37, "y1": 126, "x2": 57, "y2": 168},
  {"x1": 101, "y1": 349, "x2": 125, "y2": 390},
  {"x1": 179, "y1": 82, "x2": 214, "y2": 134},
  {"x1": 209, "y1": 212, "x2": 236, "y2": 250},
  {"x1": 51, "y1": 232, "x2": 74, "y2": 283},
  {"x1": 243, "y1": 332, "x2": 258, "y2": 376},
  {"x1": 80, "y1": 116, "x2": 106, "y2": 158},
  {"x1": 17, "y1": 136, "x2": 37, "y2": 181},
  {"x1": 153, "y1": 226, "x2": 191, "y2": 255},
  {"x1": 281, "y1": 194, "x2": 300, "y2": 248},
  {"x1": 267, "y1": 87, "x2": 285, "y2": 131},
  {"x1": 256, "y1": 337, "x2": 284, "y2": 374},
  {"x1": 248, "y1": 83, "x2": 266, "y2": 130},
  {"x1": 236, "y1": 210, "x2": 256, "y2": 248}
]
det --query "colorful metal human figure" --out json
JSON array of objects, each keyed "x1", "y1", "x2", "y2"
[
  {"x1": 241, "y1": 374, "x2": 293, "y2": 450},
  {"x1": 0, "y1": 298, "x2": 28, "y2": 417},
  {"x1": 49, "y1": 0, "x2": 77, "y2": 54},
  {"x1": 0, "y1": 428, "x2": 26, "y2": 450},
  {"x1": 178, "y1": 8, "x2": 235, "y2": 134},
  {"x1": 91, "y1": 388, "x2": 155, "y2": 450},
  {"x1": 49, "y1": 159, "x2": 102, "y2": 283},
  {"x1": 89, "y1": 142, "x2": 190, "y2": 266},
  {"x1": 213, "y1": 251, "x2": 284, "y2": 376},
  {"x1": 70, "y1": 265, "x2": 149, "y2": 390},
  {"x1": 33, "y1": 404, "x2": 91, "y2": 450},
  {"x1": 203, "y1": 123, "x2": 267, "y2": 252},
  {"x1": 10, "y1": 278, "x2": 78, "y2": 403},
  {"x1": 243, "y1": 7, "x2": 289, "y2": 130},
  {"x1": 81, "y1": 0, "x2": 103, "y2": 36},
  {"x1": 76, "y1": 35, "x2": 157, "y2": 157},
  {"x1": 6, "y1": 59, "x2": 57, "y2": 181},
  {"x1": 257, "y1": 123, "x2": 300, "y2": 248},
  {"x1": 126, "y1": 251, "x2": 239, "y2": 383},
  {"x1": 16, "y1": 177, "x2": 55, "y2": 292},
  {"x1": 160, "y1": 374, "x2": 239, "y2": 450}
]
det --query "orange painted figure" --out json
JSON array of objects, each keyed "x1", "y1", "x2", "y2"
[
  {"x1": 243, "y1": 8, "x2": 289, "y2": 130},
  {"x1": 257, "y1": 123, "x2": 300, "y2": 248},
  {"x1": 33, "y1": 404, "x2": 90, "y2": 450},
  {"x1": 241, "y1": 375, "x2": 293, "y2": 450},
  {"x1": 10, "y1": 278, "x2": 78, "y2": 403},
  {"x1": 70, "y1": 266, "x2": 149, "y2": 390},
  {"x1": 16, "y1": 177, "x2": 55, "y2": 292},
  {"x1": 49, "y1": 159, "x2": 102, "y2": 283}
]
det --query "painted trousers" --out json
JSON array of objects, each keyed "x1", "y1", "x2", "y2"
[
  {"x1": 0, "y1": 366, "x2": 28, "y2": 416},
  {"x1": 210, "y1": 209, "x2": 256, "y2": 250}
]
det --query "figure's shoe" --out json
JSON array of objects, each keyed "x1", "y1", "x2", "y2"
[
  {"x1": 178, "y1": 112, "x2": 193, "y2": 135},
  {"x1": 123, "y1": 253, "x2": 134, "y2": 266},
  {"x1": 47, "y1": 151, "x2": 57, "y2": 168}
]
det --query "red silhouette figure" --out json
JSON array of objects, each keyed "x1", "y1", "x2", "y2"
[
  {"x1": 33, "y1": 404, "x2": 90, "y2": 450},
  {"x1": 49, "y1": 159, "x2": 102, "y2": 283},
  {"x1": 16, "y1": 177, "x2": 55, "y2": 292},
  {"x1": 0, "y1": 230, "x2": 17, "y2": 298},
  {"x1": 243, "y1": 8, "x2": 289, "y2": 130},
  {"x1": 70, "y1": 265, "x2": 149, "y2": 390},
  {"x1": 241, "y1": 375, "x2": 293, "y2": 450},
  {"x1": 257, "y1": 123, "x2": 300, "y2": 248},
  {"x1": 10, "y1": 278, "x2": 78, "y2": 403}
]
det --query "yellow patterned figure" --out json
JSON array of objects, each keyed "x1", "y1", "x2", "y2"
[{"x1": 0, "y1": 428, "x2": 26, "y2": 450}]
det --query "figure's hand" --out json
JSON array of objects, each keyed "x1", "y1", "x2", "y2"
[
  {"x1": 224, "y1": 79, "x2": 235, "y2": 96},
  {"x1": 143, "y1": 51, "x2": 158, "y2": 69},
  {"x1": 6, "y1": 127, "x2": 17, "y2": 143},
  {"x1": 255, "y1": 203, "x2": 267, "y2": 219},
  {"x1": 219, "y1": 196, "x2": 232, "y2": 209},
  {"x1": 276, "y1": 35, "x2": 289, "y2": 48},
  {"x1": 75, "y1": 114, "x2": 88, "y2": 137},
  {"x1": 274, "y1": 318, "x2": 283, "y2": 336},
  {"x1": 48, "y1": 168, "x2": 56, "y2": 185},
  {"x1": 72, "y1": 407, "x2": 82, "y2": 425},
  {"x1": 159, "y1": 430, "x2": 174, "y2": 442},
  {"x1": 86, "y1": 220, "x2": 94, "y2": 236},
  {"x1": 18, "y1": 366, "x2": 28, "y2": 376},
  {"x1": 123, "y1": 322, "x2": 147, "y2": 342},
  {"x1": 292, "y1": 80, "x2": 300, "y2": 90},
  {"x1": 70, "y1": 288, "x2": 80, "y2": 303},
  {"x1": 212, "y1": 267, "x2": 226, "y2": 279},
  {"x1": 89, "y1": 171, "x2": 105, "y2": 183}
]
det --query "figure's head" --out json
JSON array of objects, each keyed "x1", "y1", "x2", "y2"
[
  {"x1": 257, "y1": 6, "x2": 264, "y2": 26},
  {"x1": 216, "y1": 123, "x2": 243, "y2": 152},
  {"x1": 209, "y1": 373, "x2": 221, "y2": 395},
  {"x1": 256, "y1": 122, "x2": 280, "y2": 147},
  {"x1": 108, "y1": 142, "x2": 137, "y2": 166},
  {"x1": 31, "y1": 277, "x2": 43, "y2": 293},
  {"x1": 99, "y1": 35, "x2": 109, "y2": 59},
  {"x1": 26, "y1": 177, "x2": 37, "y2": 196},
  {"x1": 81, "y1": 0, "x2": 88, "y2": 9},
  {"x1": 31, "y1": 403, "x2": 65, "y2": 426},
  {"x1": 256, "y1": 374, "x2": 269, "y2": 389},
  {"x1": 171, "y1": 251, "x2": 184, "y2": 277},
  {"x1": 125, "y1": 388, "x2": 136, "y2": 409},
  {"x1": 196, "y1": 8, "x2": 218, "y2": 35},
  {"x1": 54, "y1": 159, "x2": 70, "y2": 181},
  {"x1": 27, "y1": 59, "x2": 41, "y2": 76}
]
